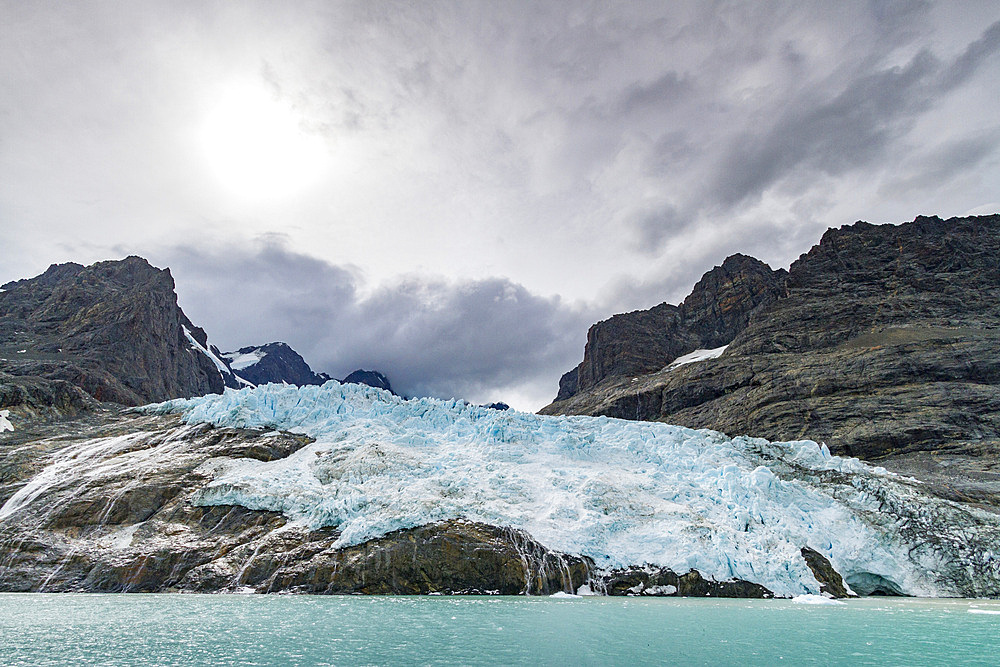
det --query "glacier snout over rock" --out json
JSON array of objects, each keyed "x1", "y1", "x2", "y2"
[{"x1": 146, "y1": 383, "x2": 1000, "y2": 598}]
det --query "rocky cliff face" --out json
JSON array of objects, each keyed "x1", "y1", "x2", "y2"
[
  {"x1": 0, "y1": 257, "x2": 239, "y2": 410},
  {"x1": 542, "y1": 215, "x2": 1000, "y2": 497},
  {"x1": 555, "y1": 254, "x2": 785, "y2": 401},
  {"x1": 222, "y1": 342, "x2": 331, "y2": 387}
]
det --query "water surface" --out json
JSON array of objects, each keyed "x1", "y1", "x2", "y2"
[{"x1": 0, "y1": 594, "x2": 997, "y2": 666}]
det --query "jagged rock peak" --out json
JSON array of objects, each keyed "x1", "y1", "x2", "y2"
[
  {"x1": 342, "y1": 369, "x2": 395, "y2": 395},
  {"x1": 222, "y1": 342, "x2": 331, "y2": 387},
  {"x1": 540, "y1": 214, "x2": 1000, "y2": 484},
  {"x1": 553, "y1": 252, "x2": 785, "y2": 401},
  {"x1": 0, "y1": 256, "x2": 237, "y2": 408}
]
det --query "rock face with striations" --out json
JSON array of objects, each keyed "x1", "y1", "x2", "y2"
[
  {"x1": 542, "y1": 215, "x2": 1000, "y2": 503},
  {"x1": 0, "y1": 257, "x2": 238, "y2": 411},
  {"x1": 222, "y1": 342, "x2": 331, "y2": 387}
]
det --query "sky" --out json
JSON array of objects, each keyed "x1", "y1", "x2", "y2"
[{"x1": 2, "y1": 1, "x2": 999, "y2": 410}]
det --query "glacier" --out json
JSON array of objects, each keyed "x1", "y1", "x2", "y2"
[{"x1": 145, "y1": 382, "x2": 1000, "y2": 598}]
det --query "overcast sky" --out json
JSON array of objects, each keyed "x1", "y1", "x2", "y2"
[{"x1": 2, "y1": 1, "x2": 999, "y2": 409}]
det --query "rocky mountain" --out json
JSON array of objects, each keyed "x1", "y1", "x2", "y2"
[
  {"x1": 555, "y1": 254, "x2": 786, "y2": 401},
  {"x1": 2, "y1": 219, "x2": 999, "y2": 599},
  {"x1": 541, "y1": 214, "x2": 1000, "y2": 504},
  {"x1": 0, "y1": 257, "x2": 243, "y2": 412},
  {"x1": 342, "y1": 369, "x2": 395, "y2": 395},
  {"x1": 222, "y1": 342, "x2": 332, "y2": 387}
]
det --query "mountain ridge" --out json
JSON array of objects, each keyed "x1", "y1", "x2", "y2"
[{"x1": 541, "y1": 214, "x2": 1000, "y2": 502}]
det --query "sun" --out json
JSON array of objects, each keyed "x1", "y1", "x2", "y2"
[{"x1": 201, "y1": 85, "x2": 328, "y2": 200}]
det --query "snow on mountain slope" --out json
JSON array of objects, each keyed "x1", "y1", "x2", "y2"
[
  {"x1": 220, "y1": 342, "x2": 330, "y2": 386},
  {"x1": 182, "y1": 326, "x2": 253, "y2": 388},
  {"x1": 146, "y1": 383, "x2": 1000, "y2": 598},
  {"x1": 223, "y1": 349, "x2": 266, "y2": 371},
  {"x1": 666, "y1": 345, "x2": 728, "y2": 370}
]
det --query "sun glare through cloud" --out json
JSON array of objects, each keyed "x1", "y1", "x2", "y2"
[{"x1": 200, "y1": 84, "x2": 328, "y2": 201}]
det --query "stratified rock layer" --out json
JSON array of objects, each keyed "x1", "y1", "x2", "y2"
[
  {"x1": 0, "y1": 257, "x2": 233, "y2": 408},
  {"x1": 542, "y1": 215, "x2": 1000, "y2": 496}
]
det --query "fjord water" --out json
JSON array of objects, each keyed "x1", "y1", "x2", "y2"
[{"x1": 1, "y1": 595, "x2": 997, "y2": 666}]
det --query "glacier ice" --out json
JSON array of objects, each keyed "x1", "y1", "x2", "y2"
[{"x1": 145, "y1": 382, "x2": 1000, "y2": 598}]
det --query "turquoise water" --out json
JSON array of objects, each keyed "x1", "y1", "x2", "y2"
[{"x1": 0, "y1": 594, "x2": 997, "y2": 666}]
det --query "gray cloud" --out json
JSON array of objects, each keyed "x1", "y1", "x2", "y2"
[
  {"x1": 879, "y1": 130, "x2": 1000, "y2": 196},
  {"x1": 713, "y1": 50, "x2": 938, "y2": 209},
  {"x1": 938, "y1": 20, "x2": 1000, "y2": 90},
  {"x1": 616, "y1": 72, "x2": 692, "y2": 115},
  {"x1": 635, "y1": 18, "x2": 1000, "y2": 252},
  {"x1": 155, "y1": 237, "x2": 593, "y2": 409},
  {"x1": 3, "y1": 1, "x2": 1000, "y2": 409}
]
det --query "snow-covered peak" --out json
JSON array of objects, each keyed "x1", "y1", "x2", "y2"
[{"x1": 223, "y1": 349, "x2": 266, "y2": 371}]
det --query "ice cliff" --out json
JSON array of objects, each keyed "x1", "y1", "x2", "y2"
[{"x1": 147, "y1": 382, "x2": 1000, "y2": 598}]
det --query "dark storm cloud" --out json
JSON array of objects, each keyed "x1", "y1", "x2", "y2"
[
  {"x1": 713, "y1": 50, "x2": 939, "y2": 209},
  {"x1": 616, "y1": 72, "x2": 692, "y2": 115},
  {"x1": 156, "y1": 237, "x2": 592, "y2": 407},
  {"x1": 636, "y1": 19, "x2": 1000, "y2": 252}
]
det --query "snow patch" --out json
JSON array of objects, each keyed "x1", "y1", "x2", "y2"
[
  {"x1": 98, "y1": 523, "x2": 142, "y2": 550},
  {"x1": 182, "y1": 327, "x2": 231, "y2": 378},
  {"x1": 0, "y1": 410, "x2": 12, "y2": 433},
  {"x1": 666, "y1": 345, "x2": 728, "y2": 370},
  {"x1": 644, "y1": 585, "x2": 677, "y2": 596},
  {"x1": 224, "y1": 349, "x2": 266, "y2": 371}
]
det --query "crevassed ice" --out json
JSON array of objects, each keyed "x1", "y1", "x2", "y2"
[{"x1": 147, "y1": 383, "x2": 940, "y2": 598}]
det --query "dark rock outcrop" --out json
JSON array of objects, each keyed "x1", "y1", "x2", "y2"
[
  {"x1": 222, "y1": 342, "x2": 331, "y2": 387},
  {"x1": 542, "y1": 215, "x2": 1000, "y2": 491},
  {"x1": 603, "y1": 566, "x2": 773, "y2": 598},
  {"x1": 342, "y1": 369, "x2": 395, "y2": 395},
  {"x1": 801, "y1": 547, "x2": 853, "y2": 598},
  {"x1": 0, "y1": 257, "x2": 239, "y2": 408},
  {"x1": 555, "y1": 254, "x2": 785, "y2": 401}
]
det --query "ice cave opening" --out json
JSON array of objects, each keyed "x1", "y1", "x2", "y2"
[{"x1": 846, "y1": 572, "x2": 906, "y2": 596}]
